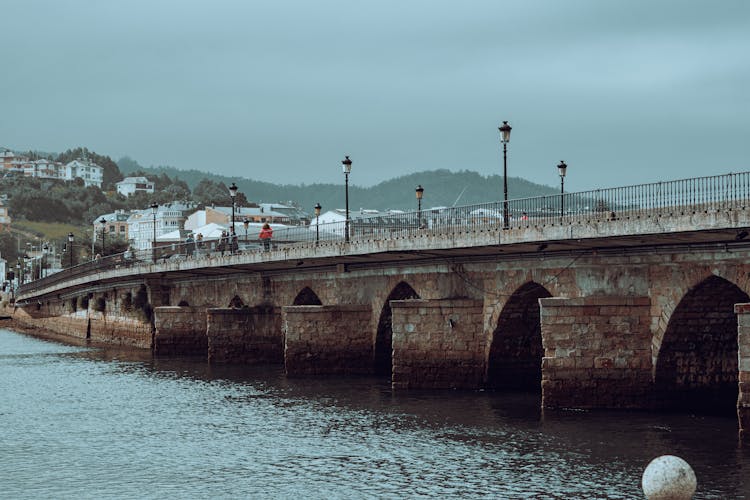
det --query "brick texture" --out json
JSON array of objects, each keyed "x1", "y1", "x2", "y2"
[
  {"x1": 283, "y1": 305, "x2": 372, "y2": 375},
  {"x1": 208, "y1": 306, "x2": 282, "y2": 364},
  {"x1": 540, "y1": 296, "x2": 652, "y2": 409},
  {"x1": 391, "y1": 299, "x2": 485, "y2": 389}
]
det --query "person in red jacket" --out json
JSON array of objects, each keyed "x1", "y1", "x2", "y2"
[{"x1": 259, "y1": 223, "x2": 273, "y2": 251}]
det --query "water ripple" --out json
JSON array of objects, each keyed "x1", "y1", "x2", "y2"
[{"x1": 1, "y1": 329, "x2": 749, "y2": 499}]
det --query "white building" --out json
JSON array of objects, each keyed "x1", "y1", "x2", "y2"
[
  {"x1": 65, "y1": 159, "x2": 103, "y2": 188},
  {"x1": 126, "y1": 210, "x2": 154, "y2": 251},
  {"x1": 116, "y1": 176, "x2": 155, "y2": 196},
  {"x1": 313, "y1": 210, "x2": 347, "y2": 237},
  {"x1": 0, "y1": 256, "x2": 6, "y2": 288},
  {"x1": 127, "y1": 203, "x2": 194, "y2": 250}
]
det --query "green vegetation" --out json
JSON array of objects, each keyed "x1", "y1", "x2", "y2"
[
  {"x1": 11, "y1": 221, "x2": 81, "y2": 241},
  {"x1": 119, "y1": 158, "x2": 559, "y2": 212}
]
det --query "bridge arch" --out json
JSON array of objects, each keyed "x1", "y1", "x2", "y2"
[
  {"x1": 228, "y1": 295, "x2": 245, "y2": 308},
  {"x1": 654, "y1": 275, "x2": 748, "y2": 414},
  {"x1": 292, "y1": 287, "x2": 322, "y2": 306},
  {"x1": 374, "y1": 281, "x2": 420, "y2": 376},
  {"x1": 487, "y1": 281, "x2": 551, "y2": 391}
]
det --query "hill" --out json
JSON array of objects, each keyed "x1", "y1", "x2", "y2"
[{"x1": 118, "y1": 157, "x2": 557, "y2": 212}]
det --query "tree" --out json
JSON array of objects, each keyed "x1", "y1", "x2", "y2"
[{"x1": 193, "y1": 179, "x2": 232, "y2": 206}]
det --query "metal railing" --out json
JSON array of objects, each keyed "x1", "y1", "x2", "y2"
[{"x1": 17, "y1": 170, "x2": 750, "y2": 296}]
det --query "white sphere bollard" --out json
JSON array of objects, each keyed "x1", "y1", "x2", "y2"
[{"x1": 642, "y1": 455, "x2": 697, "y2": 500}]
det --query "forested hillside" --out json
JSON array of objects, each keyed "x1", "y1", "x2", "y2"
[{"x1": 118, "y1": 157, "x2": 558, "y2": 212}]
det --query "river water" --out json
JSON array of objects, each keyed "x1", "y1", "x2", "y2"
[{"x1": 1, "y1": 327, "x2": 748, "y2": 499}]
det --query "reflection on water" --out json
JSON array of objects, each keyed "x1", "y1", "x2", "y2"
[{"x1": 1, "y1": 328, "x2": 749, "y2": 499}]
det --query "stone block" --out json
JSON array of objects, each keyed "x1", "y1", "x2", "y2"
[{"x1": 594, "y1": 357, "x2": 613, "y2": 369}]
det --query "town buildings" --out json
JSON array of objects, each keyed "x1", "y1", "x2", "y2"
[
  {"x1": 124, "y1": 203, "x2": 195, "y2": 251},
  {"x1": 184, "y1": 203, "x2": 305, "y2": 232},
  {"x1": 0, "y1": 148, "x2": 103, "y2": 188}
]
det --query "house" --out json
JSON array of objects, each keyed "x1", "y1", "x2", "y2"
[
  {"x1": 0, "y1": 199, "x2": 11, "y2": 230},
  {"x1": 116, "y1": 176, "x2": 155, "y2": 196},
  {"x1": 0, "y1": 148, "x2": 21, "y2": 169},
  {"x1": 22, "y1": 159, "x2": 66, "y2": 180},
  {"x1": 92, "y1": 210, "x2": 131, "y2": 246},
  {"x1": 65, "y1": 159, "x2": 103, "y2": 188}
]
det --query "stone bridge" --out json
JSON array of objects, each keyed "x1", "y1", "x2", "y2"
[{"x1": 13, "y1": 172, "x2": 750, "y2": 440}]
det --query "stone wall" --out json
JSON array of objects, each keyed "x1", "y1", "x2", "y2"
[
  {"x1": 735, "y1": 303, "x2": 750, "y2": 442},
  {"x1": 283, "y1": 305, "x2": 372, "y2": 376},
  {"x1": 88, "y1": 311, "x2": 153, "y2": 348},
  {"x1": 11, "y1": 309, "x2": 90, "y2": 339},
  {"x1": 540, "y1": 296, "x2": 652, "y2": 409},
  {"x1": 207, "y1": 306, "x2": 282, "y2": 364},
  {"x1": 391, "y1": 299, "x2": 485, "y2": 389},
  {"x1": 153, "y1": 306, "x2": 207, "y2": 355}
]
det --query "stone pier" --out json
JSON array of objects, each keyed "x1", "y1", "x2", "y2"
[
  {"x1": 390, "y1": 299, "x2": 485, "y2": 389},
  {"x1": 735, "y1": 304, "x2": 750, "y2": 442},
  {"x1": 207, "y1": 306, "x2": 282, "y2": 364},
  {"x1": 540, "y1": 296, "x2": 652, "y2": 409},
  {"x1": 153, "y1": 306, "x2": 207, "y2": 355},
  {"x1": 282, "y1": 305, "x2": 372, "y2": 376}
]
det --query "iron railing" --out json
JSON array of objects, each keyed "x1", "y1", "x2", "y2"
[{"x1": 17, "y1": 170, "x2": 750, "y2": 296}]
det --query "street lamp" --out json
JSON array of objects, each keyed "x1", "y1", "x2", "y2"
[
  {"x1": 499, "y1": 120, "x2": 512, "y2": 229},
  {"x1": 150, "y1": 202, "x2": 158, "y2": 262},
  {"x1": 314, "y1": 202, "x2": 322, "y2": 245},
  {"x1": 557, "y1": 160, "x2": 568, "y2": 218},
  {"x1": 42, "y1": 243, "x2": 48, "y2": 278},
  {"x1": 26, "y1": 243, "x2": 34, "y2": 280},
  {"x1": 243, "y1": 217, "x2": 249, "y2": 245},
  {"x1": 342, "y1": 155, "x2": 352, "y2": 242},
  {"x1": 415, "y1": 185, "x2": 424, "y2": 227},
  {"x1": 99, "y1": 217, "x2": 107, "y2": 257},
  {"x1": 68, "y1": 232, "x2": 74, "y2": 268},
  {"x1": 16, "y1": 262, "x2": 21, "y2": 286},
  {"x1": 229, "y1": 182, "x2": 238, "y2": 253}
]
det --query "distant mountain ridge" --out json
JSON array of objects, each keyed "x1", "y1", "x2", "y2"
[{"x1": 117, "y1": 156, "x2": 558, "y2": 212}]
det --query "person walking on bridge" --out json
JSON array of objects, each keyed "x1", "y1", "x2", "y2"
[{"x1": 259, "y1": 223, "x2": 273, "y2": 251}]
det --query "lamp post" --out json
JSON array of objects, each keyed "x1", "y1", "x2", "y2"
[
  {"x1": 243, "y1": 217, "x2": 249, "y2": 245},
  {"x1": 498, "y1": 120, "x2": 512, "y2": 228},
  {"x1": 415, "y1": 185, "x2": 424, "y2": 227},
  {"x1": 12, "y1": 263, "x2": 18, "y2": 300},
  {"x1": 342, "y1": 156, "x2": 352, "y2": 242},
  {"x1": 150, "y1": 202, "x2": 158, "y2": 262},
  {"x1": 42, "y1": 243, "x2": 48, "y2": 278},
  {"x1": 26, "y1": 243, "x2": 33, "y2": 280},
  {"x1": 557, "y1": 160, "x2": 567, "y2": 218},
  {"x1": 68, "y1": 233, "x2": 74, "y2": 268},
  {"x1": 229, "y1": 182, "x2": 238, "y2": 253},
  {"x1": 99, "y1": 217, "x2": 107, "y2": 257},
  {"x1": 314, "y1": 203, "x2": 321, "y2": 245}
]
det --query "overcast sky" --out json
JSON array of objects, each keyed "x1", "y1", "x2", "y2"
[{"x1": 1, "y1": 0, "x2": 748, "y2": 193}]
